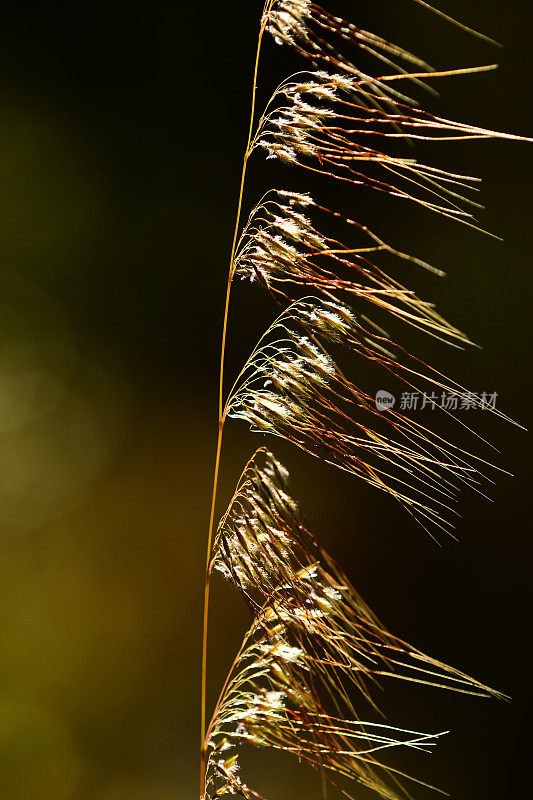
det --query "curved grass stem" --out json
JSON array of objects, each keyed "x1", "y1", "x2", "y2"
[{"x1": 199, "y1": 4, "x2": 273, "y2": 796}]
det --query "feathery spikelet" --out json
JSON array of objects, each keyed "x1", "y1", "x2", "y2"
[
  {"x1": 204, "y1": 450, "x2": 502, "y2": 799},
  {"x1": 225, "y1": 298, "x2": 509, "y2": 537},
  {"x1": 235, "y1": 190, "x2": 469, "y2": 345},
  {"x1": 253, "y1": 68, "x2": 526, "y2": 227}
]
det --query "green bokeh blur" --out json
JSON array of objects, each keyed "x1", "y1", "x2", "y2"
[{"x1": 0, "y1": 1, "x2": 531, "y2": 798}]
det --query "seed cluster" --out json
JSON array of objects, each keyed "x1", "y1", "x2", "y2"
[
  {"x1": 235, "y1": 190, "x2": 468, "y2": 345},
  {"x1": 254, "y1": 69, "x2": 525, "y2": 225},
  {"x1": 226, "y1": 300, "x2": 497, "y2": 537},
  {"x1": 204, "y1": 450, "x2": 500, "y2": 798}
]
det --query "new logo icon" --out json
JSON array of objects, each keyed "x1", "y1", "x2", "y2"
[{"x1": 375, "y1": 390, "x2": 396, "y2": 411}]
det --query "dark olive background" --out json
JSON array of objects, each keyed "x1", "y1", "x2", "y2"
[{"x1": 0, "y1": 1, "x2": 530, "y2": 799}]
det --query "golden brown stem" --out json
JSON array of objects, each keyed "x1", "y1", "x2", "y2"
[{"x1": 199, "y1": 4, "x2": 272, "y2": 796}]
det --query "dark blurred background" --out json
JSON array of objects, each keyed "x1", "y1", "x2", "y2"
[{"x1": 0, "y1": 1, "x2": 531, "y2": 798}]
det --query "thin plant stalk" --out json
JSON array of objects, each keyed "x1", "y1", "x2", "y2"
[{"x1": 200, "y1": 3, "x2": 274, "y2": 795}]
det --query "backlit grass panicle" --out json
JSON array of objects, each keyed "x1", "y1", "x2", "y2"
[
  {"x1": 220, "y1": 0, "x2": 528, "y2": 535},
  {"x1": 199, "y1": 2, "x2": 525, "y2": 797},
  {"x1": 235, "y1": 191, "x2": 470, "y2": 345},
  {"x1": 204, "y1": 450, "x2": 502, "y2": 799},
  {"x1": 225, "y1": 299, "x2": 508, "y2": 537},
  {"x1": 253, "y1": 74, "x2": 522, "y2": 227}
]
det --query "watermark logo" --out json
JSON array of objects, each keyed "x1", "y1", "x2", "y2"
[
  {"x1": 374, "y1": 390, "x2": 498, "y2": 412},
  {"x1": 375, "y1": 390, "x2": 396, "y2": 411}
]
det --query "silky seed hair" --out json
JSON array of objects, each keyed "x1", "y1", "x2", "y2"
[
  {"x1": 200, "y1": 2, "x2": 526, "y2": 798},
  {"x1": 205, "y1": 450, "x2": 502, "y2": 799},
  {"x1": 225, "y1": 299, "x2": 511, "y2": 538},
  {"x1": 235, "y1": 191, "x2": 470, "y2": 345}
]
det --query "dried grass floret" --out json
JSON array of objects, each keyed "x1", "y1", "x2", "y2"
[
  {"x1": 235, "y1": 190, "x2": 468, "y2": 345},
  {"x1": 225, "y1": 300, "x2": 508, "y2": 536},
  {"x1": 253, "y1": 71, "x2": 528, "y2": 228},
  {"x1": 205, "y1": 450, "x2": 502, "y2": 799}
]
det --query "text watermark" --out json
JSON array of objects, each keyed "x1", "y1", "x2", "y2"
[{"x1": 375, "y1": 390, "x2": 498, "y2": 412}]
